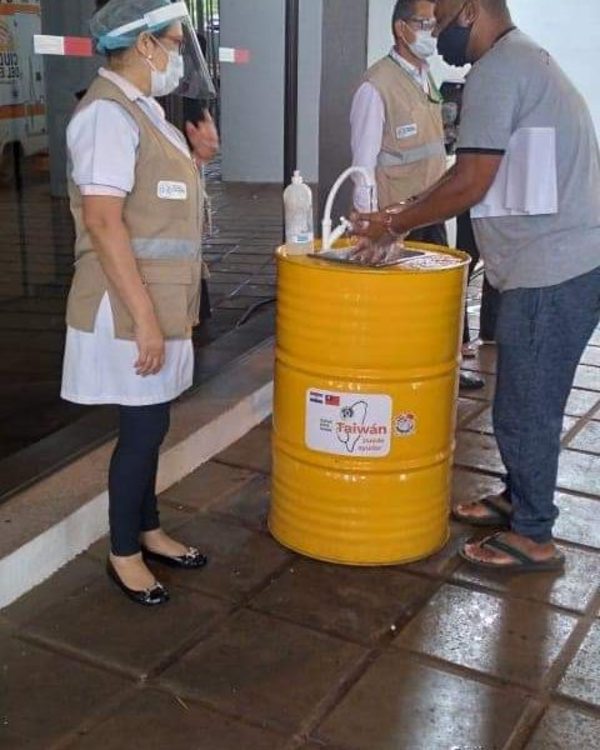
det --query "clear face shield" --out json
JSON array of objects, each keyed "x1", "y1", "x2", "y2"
[
  {"x1": 104, "y1": 2, "x2": 216, "y2": 100},
  {"x1": 175, "y1": 19, "x2": 216, "y2": 99}
]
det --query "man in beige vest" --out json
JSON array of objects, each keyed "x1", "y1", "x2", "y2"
[
  {"x1": 351, "y1": 0, "x2": 484, "y2": 390},
  {"x1": 351, "y1": 0, "x2": 447, "y2": 246}
]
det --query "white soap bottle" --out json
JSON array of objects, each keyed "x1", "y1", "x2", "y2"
[{"x1": 283, "y1": 170, "x2": 314, "y2": 254}]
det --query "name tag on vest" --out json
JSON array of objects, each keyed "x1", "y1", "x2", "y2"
[
  {"x1": 396, "y1": 123, "x2": 418, "y2": 140},
  {"x1": 157, "y1": 181, "x2": 188, "y2": 201}
]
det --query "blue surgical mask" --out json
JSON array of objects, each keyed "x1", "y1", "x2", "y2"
[
  {"x1": 150, "y1": 50, "x2": 184, "y2": 97},
  {"x1": 146, "y1": 38, "x2": 184, "y2": 97},
  {"x1": 409, "y1": 30, "x2": 438, "y2": 60}
]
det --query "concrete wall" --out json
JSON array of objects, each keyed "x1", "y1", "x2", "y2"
[
  {"x1": 220, "y1": 0, "x2": 322, "y2": 183},
  {"x1": 367, "y1": 0, "x2": 600, "y2": 134},
  {"x1": 41, "y1": 0, "x2": 99, "y2": 197},
  {"x1": 317, "y1": 0, "x2": 369, "y2": 221},
  {"x1": 510, "y1": 0, "x2": 600, "y2": 136},
  {"x1": 220, "y1": 0, "x2": 284, "y2": 182},
  {"x1": 298, "y1": 0, "x2": 323, "y2": 183}
]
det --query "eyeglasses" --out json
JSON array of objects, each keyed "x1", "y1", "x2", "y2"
[
  {"x1": 154, "y1": 34, "x2": 186, "y2": 55},
  {"x1": 407, "y1": 17, "x2": 437, "y2": 32}
]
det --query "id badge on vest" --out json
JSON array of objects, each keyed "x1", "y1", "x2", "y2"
[
  {"x1": 396, "y1": 123, "x2": 418, "y2": 140},
  {"x1": 157, "y1": 181, "x2": 188, "y2": 201}
]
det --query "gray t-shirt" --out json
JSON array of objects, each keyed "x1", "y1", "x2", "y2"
[{"x1": 457, "y1": 29, "x2": 600, "y2": 291}]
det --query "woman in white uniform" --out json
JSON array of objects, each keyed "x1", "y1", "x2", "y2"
[{"x1": 62, "y1": 0, "x2": 219, "y2": 606}]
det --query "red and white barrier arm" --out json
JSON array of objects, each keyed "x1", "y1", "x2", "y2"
[{"x1": 34, "y1": 35, "x2": 94, "y2": 57}]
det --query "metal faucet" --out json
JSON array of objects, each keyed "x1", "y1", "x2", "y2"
[{"x1": 321, "y1": 166, "x2": 376, "y2": 250}]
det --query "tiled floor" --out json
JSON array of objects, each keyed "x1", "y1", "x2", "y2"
[
  {"x1": 0, "y1": 157, "x2": 281, "y2": 460},
  {"x1": 2, "y1": 322, "x2": 599, "y2": 749}
]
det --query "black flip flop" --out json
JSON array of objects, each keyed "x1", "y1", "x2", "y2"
[
  {"x1": 452, "y1": 494, "x2": 512, "y2": 528},
  {"x1": 459, "y1": 532, "x2": 565, "y2": 573}
]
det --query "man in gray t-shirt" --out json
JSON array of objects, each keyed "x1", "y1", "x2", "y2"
[
  {"x1": 458, "y1": 27, "x2": 600, "y2": 292},
  {"x1": 351, "y1": 0, "x2": 600, "y2": 572}
]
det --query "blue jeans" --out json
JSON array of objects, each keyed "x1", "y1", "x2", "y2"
[{"x1": 493, "y1": 266, "x2": 600, "y2": 543}]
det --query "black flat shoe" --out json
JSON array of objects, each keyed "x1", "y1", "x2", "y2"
[
  {"x1": 142, "y1": 546, "x2": 208, "y2": 570},
  {"x1": 459, "y1": 372, "x2": 485, "y2": 391},
  {"x1": 106, "y1": 560, "x2": 170, "y2": 606}
]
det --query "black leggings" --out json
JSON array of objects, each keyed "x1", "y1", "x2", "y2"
[{"x1": 108, "y1": 402, "x2": 171, "y2": 556}]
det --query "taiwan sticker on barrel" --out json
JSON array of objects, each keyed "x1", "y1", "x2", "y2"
[{"x1": 306, "y1": 389, "x2": 392, "y2": 457}]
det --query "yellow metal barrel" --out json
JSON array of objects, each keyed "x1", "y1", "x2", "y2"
[{"x1": 269, "y1": 242, "x2": 469, "y2": 565}]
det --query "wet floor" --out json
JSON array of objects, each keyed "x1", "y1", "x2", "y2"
[{"x1": 2, "y1": 331, "x2": 599, "y2": 749}]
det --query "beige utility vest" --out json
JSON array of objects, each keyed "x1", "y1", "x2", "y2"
[
  {"x1": 66, "y1": 76, "x2": 203, "y2": 341},
  {"x1": 365, "y1": 56, "x2": 446, "y2": 209}
]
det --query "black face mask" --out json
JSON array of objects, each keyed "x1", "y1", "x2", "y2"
[{"x1": 437, "y1": 19, "x2": 473, "y2": 67}]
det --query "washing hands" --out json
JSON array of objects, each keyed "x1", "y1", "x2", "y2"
[{"x1": 349, "y1": 202, "x2": 410, "y2": 265}]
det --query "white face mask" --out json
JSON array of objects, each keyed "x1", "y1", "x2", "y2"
[
  {"x1": 147, "y1": 41, "x2": 184, "y2": 97},
  {"x1": 409, "y1": 30, "x2": 438, "y2": 60}
]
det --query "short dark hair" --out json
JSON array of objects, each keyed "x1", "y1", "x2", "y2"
[{"x1": 392, "y1": 0, "x2": 435, "y2": 26}]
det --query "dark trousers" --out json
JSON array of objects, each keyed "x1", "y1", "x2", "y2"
[
  {"x1": 493, "y1": 266, "x2": 600, "y2": 543},
  {"x1": 407, "y1": 222, "x2": 448, "y2": 247},
  {"x1": 108, "y1": 402, "x2": 171, "y2": 556},
  {"x1": 456, "y1": 212, "x2": 501, "y2": 343}
]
